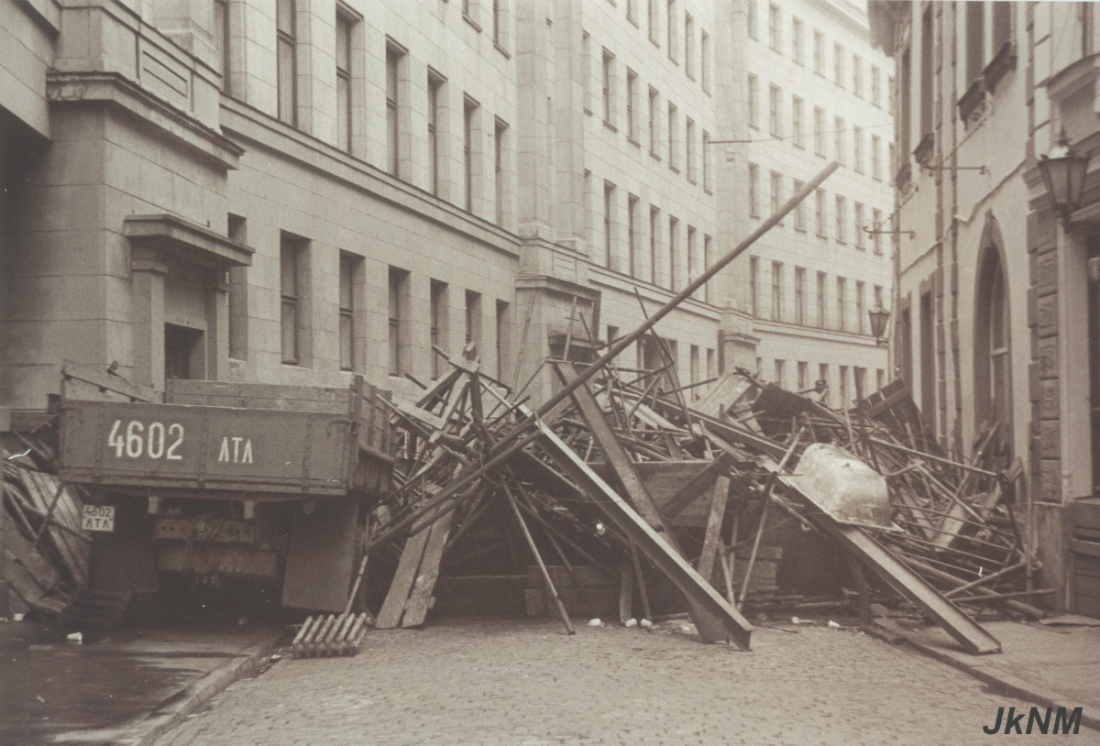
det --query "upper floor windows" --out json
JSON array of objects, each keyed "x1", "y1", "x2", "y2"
[
  {"x1": 277, "y1": 0, "x2": 297, "y2": 126},
  {"x1": 769, "y1": 3, "x2": 781, "y2": 53},
  {"x1": 813, "y1": 30, "x2": 824, "y2": 76},
  {"x1": 792, "y1": 17, "x2": 803, "y2": 65},
  {"x1": 834, "y1": 42, "x2": 845, "y2": 87}
]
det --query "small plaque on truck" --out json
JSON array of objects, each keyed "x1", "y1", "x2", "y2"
[{"x1": 82, "y1": 504, "x2": 115, "y2": 532}]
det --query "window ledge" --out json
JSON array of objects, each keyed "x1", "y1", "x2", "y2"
[
  {"x1": 688, "y1": 177, "x2": 697, "y2": 185},
  {"x1": 494, "y1": 42, "x2": 510, "y2": 59},
  {"x1": 669, "y1": 165, "x2": 681, "y2": 174},
  {"x1": 704, "y1": 187, "x2": 714, "y2": 196},
  {"x1": 627, "y1": 136, "x2": 641, "y2": 148},
  {"x1": 984, "y1": 40, "x2": 1017, "y2": 93},
  {"x1": 462, "y1": 13, "x2": 482, "y2": 32},
  {"x1": 649, "y1": 151, "x2": 661, "y2": 161},
  {"x1": 603, "y1": 121, "x2": 618, "y2": 133}
]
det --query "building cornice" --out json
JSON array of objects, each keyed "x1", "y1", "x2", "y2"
[
  {"x1": 124, "y1": 214, "x2": 253, "y2": 269},
  {"x1": 46, "y1": 71, "x2": 243, "y2": 169}
]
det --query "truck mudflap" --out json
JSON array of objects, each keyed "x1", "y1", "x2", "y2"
[{"x1": 281, "y1": 498, "x2": 360, "y2": 613}]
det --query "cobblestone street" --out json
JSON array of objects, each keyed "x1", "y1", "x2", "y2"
[{"x1": 154, "y1": 618, "x2": 1081, "y2": 746}]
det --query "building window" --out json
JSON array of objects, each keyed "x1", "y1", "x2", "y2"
[
  {"x1": 792, "y1": 96, "x2": 803, "y2": 148},
  {"x1": 701, "y1": 31, "x2": 710, "y2": 93},
  {"x1": 769, "y1": 84, "x2": 782, "y2": 137},
  {"x1": 816, "y1": 271, "x2": 827, "y2": 328},
  {"x1": 792, "y1": 16, "x2": 803, "y2": 64},
  {"x1": 900, "y1": 48, "x2": 911, "y2": 158},
  {"x1": 648, "y1": 87, "x2": 660, "y2": 155},
  {"x1": 465, "y1": 290, "x2": 482, "y2": 354},
  {"x1": 686, "y1": 118, "x2": 696, "y2": 182},
  {"x1": 872, "y1": 134, "x2": 881, "y2": 180},
  {"x1": 667, "y1": 0, "x2": 678, "y2": 62},
  {"x1": 836, "y1": 277, "x2": 847, "y2": 331},
  {"x1": 871, "y1": 65, "x2": 881, "y2": 108},
  {"x1": 813, "y1": 106, "x2": 825, "y2": 156},
  {"x1": 854, "y1": 202, "x2": 865, "y2": 249},
  {"x1": 627, "y1": 0, "x2": 637, "y2": 24},
  {"x1": 649, "y1": 0, "x2": 659, "y2": 44},
  {"x1": 430, "y1": 280, "x2": 447, "y2": 379},
  {"x1": 685, "y1": 14, "x2": 695, "y2": 79},
  {"x1": 389, "y1": 267, "x2": 408, "y2": 375},
  {"x1": 686, "y1": 225, "x2": 697, "y2": 290},
  {"x1": 771, "y1": 261, "x2": 783, "y2": 321},
  {"x1": 889, "y1": 74, "x2": 897, "y2": 116},
  {"x1": 690, "y1": 345, "x2": 700, "y2": 397},
  {"x1": 703, "y1": 234, "x2": 713, "y2": 302},
  {"x1": 750, "y1": 256, "x2": 759, "y2": 317},
  {"x1": 748, "y1": 0, "x2": 758, "y2": 40},
  {"x1": 853, "y1": 53, "x2": 862, "y2": 98},
  {"x1": 649, "y1": 206, "x2": 660, "y2": 284},
  {"x1": 602, "y1": 50, "x2": 616, "y2": 127},
  {"x1": 877, "y1": 368, "x2": 885, "y2": 391},
  {"x1": 813, "y1": 30, "x2": 824, "y2": 75},
  {"x1": 834, "y1": 116, "x2": 845, "y2": 164},
  {"x1": 768, "y1": 3, "x2": 781, "y2": 52},
  {"x1": 839, "y1": 365, "x2": 849, "y2": 404},
  {"x1": 815, "y1": 188, "x2": 826, "y2": 237},
  {"x1": 227, "y1": 215, "x2": 248, "y2": 360},
  {"x1": 494, "y1": 119, "x2": 507, "y2": 226},
  {"x1": 339, "y1": 253, "x2": 358, "y2": 371},
  {"x1": 496, "y1": 300, "x2": 510, "y2": 381},
  {"x1": 702, "y1": 130, "x2": 712, "y2": 192},
  {"x1": 769, "y1": 170, "x2": 782, "y2": 222},
  {"x1": 386, "y1": 45, "x2": 402, "y2": 177},
  {"x1": 668, "y1": 103, "x2": 678, "y2": 170},
  {"x1": 336, "y1": 12, "x2": 353, "y2": 153},
  {"x1": 277, "y1": 0, "x2": 297, "y2": 126},
  {"x1": 798, "y1": 361, "x2": 808, "y2": 391},
  {"x1": 280, "y1": 233, "x2": 305, "y2": 365},
  {"x1": 921, "y1": 5, "x2": 933, "y2": 136},
  {"x1": 975, "y1": 244, "x2": 1012, "y2": 436},
  {"x1": 835, "y1": 195, "x2": 846, "y2": 244},
  {"x1": 582, "y1": 32, "x2": 592, "y2": 113},
  {"x1": 856, "y1": 281, "x2": 866, "y2": 334},
  {"x1": 749, "y1": 163, "x2": 760, "y2": 217},
  {"x1": 853, "y1": 125, "x2": 863, "y2": 173},
  {"x1": 214, "y1": 0, "x2": 230, "y2": 94},
  {"x1": 628, "y1": 195, "x2": 639, "y2": 277},
  {"x1": 889, "y1": 142, "x2": 896, "y2": 176},
  {"x1": 748, "y1": 75, "x2": 759, "y2": 129},
  {"x1": 794, "y1": 267, "x2": 805, "y2": 325},
  {"x1": 834, "y1": 42, "x2": 844, "y2": 86},
  {"x1": 966, "y1": 1, "x2": 984, "y2": 83},
  {"x1": 428, "y1": 73, "x2": 443, "y2": 195},
  {"x1": 707, "y1": 348, "x2": 716, "y2": 379},
  {"x1": 793, "y1": 178, "x2": 805, "y2": 230},
  {"x1": 626, "y1": 69, "x2": 638, "y2": 140},
  {"x1": 604, "y1": 181, "x2": 616, "y2": 269},
  {"x1": 492, "y1": 0, "x2": 504, "y2": 48},
  {"x1": 464, "y1": 97, "x2": 480, "y2": 213},
  {"x1": 774, "y1": 359, "x2": 785, "y2": 388},
  {"x1": 668, "y1": 216, "x2": 679, "y2": 289},
  {"x1": 872, "y1": 208, "x2": 883, "y2": 254}
]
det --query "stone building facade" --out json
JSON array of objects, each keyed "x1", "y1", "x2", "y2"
[
  {"x1": 870, "y1": 1, "x2": 1100, "y2": 614},
  {"x1": 2, "y1": 0, "x2": 892, "y2": 420},
  {"x1": 742, "y1": 0, "x2": 893, "y2": 403}
]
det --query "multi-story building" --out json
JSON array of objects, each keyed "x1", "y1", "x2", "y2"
[
  {"x1": 741, "y1": 0, "x2": 894, "y2": 403},
  {"x1": 870, "y1": 1, "x2": 1100, "y2": 615},
  {"x1": 0, "y1": 0, "x2": 890, "y2": 422}
]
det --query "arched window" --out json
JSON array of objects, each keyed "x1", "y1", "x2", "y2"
[{"x1": 973, "y1": 217, "x2": 1013, "y2": 457}]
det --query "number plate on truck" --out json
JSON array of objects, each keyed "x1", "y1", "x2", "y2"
[{"x1": 82, "y1": 504, "x2": 115, "y2": 532}]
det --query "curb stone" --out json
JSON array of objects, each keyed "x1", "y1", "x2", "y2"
[
  {"x1": 128, "y1": 635, "x2": 282, "y2": 746},
  {"x1": 897, "y1": 632, "x2": 1100, "y2": 734}
]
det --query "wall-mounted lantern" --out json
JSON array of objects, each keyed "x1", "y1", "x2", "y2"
[
  {"x1": 868, "y1": 304, "x2": 891, "y2": 347},
  {"x1": 1037, "y1": 129, "x2": 1090, "y2": 224}
]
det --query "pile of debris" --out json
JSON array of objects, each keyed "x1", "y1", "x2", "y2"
[
  {"x1": 2, "y1": 428, "x2": 92, "y2": 619},
  {"x1": 358, "y1": 310, "x2": 1039, "y2": 655}
]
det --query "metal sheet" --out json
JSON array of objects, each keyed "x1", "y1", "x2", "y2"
[{"x1": 787, "y1": 443, "x2": 894, "y2": 530}]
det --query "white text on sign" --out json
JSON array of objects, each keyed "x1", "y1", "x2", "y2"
[
  {"x1": 217, "y1": 436, "x2": 254, "y2": 464},
  {"x1": 108, "y1": 420, "x2": 184, "y2": 460}
]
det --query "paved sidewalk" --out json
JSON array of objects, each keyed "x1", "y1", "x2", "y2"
[
  {"x1": 897, "y1": 618, "x2": 1100, "y2": 731},
  {"x1": 0, "y1": 620, "x2": 283, "y2": 746}
]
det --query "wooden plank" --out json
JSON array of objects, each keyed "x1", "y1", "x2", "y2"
[
  {"x1": 401, "y1": 502, "x2": 456, "y2": 627},
  {"x1": 62, "y1": 360, "x2": 161, "y2": 403},
  {"x1": 375, "y1": 506, "x2": 442, "y2": 628},
  {"x1": 556, "y1": 363, "x2": 734, "y2": 644},
  {"x1": 4, "y1": 521, "x2": 62, "y2": 593},
  {"x1": 619, "y1": 554, "x2": 634, "y2": 624},
  {"x1": 659, "y1": 456, "x2": 731, "y2": 521},
  {"x1": 532, "y1": 402, "x2": 753, "y2": 648},
  {"x1": 693, "y1": 372, "x2": 755, "y2": 420},
  {"x1": 697, "y1": 476, "x2": 732, "y2": 586},
  {"x1": 4, "y1": 549, "x2": 67, "y2": 614}
]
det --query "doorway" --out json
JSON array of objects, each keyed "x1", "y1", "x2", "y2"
[{"x1": 165, "y1": 324, "x2": 204, "y2": 380}]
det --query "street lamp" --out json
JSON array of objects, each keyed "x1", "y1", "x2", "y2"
[
  {"x1": 1037, "y1": 129, "x2": 1090, "y2": 223},
  {"x1": 868, "y1": 304, "x2": 890, "y2": 347}
]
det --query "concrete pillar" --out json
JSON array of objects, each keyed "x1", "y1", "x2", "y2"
[{"x1": 131, "y1": 250, "x2": 169, "y2": 391}]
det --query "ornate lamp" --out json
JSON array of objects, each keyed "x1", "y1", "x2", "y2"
[
  {"x1": 1037, "y1": 129, "x2": 1090, "y2": 223},
  {"x1": 868, "y1": 304, "x2": 890, "y2": 347}
]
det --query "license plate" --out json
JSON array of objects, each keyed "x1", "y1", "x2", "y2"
[{"x1": 82, "y1": 505, "x2": 115, "y2": 532}]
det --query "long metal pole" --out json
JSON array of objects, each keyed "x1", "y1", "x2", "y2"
[{"x1": 365, "y1": 162, "x2": 840, "y2": 552}]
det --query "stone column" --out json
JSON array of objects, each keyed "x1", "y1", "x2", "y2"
[{"x1": 131, "y1": 249, "x2": 168, "y2": 391}]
